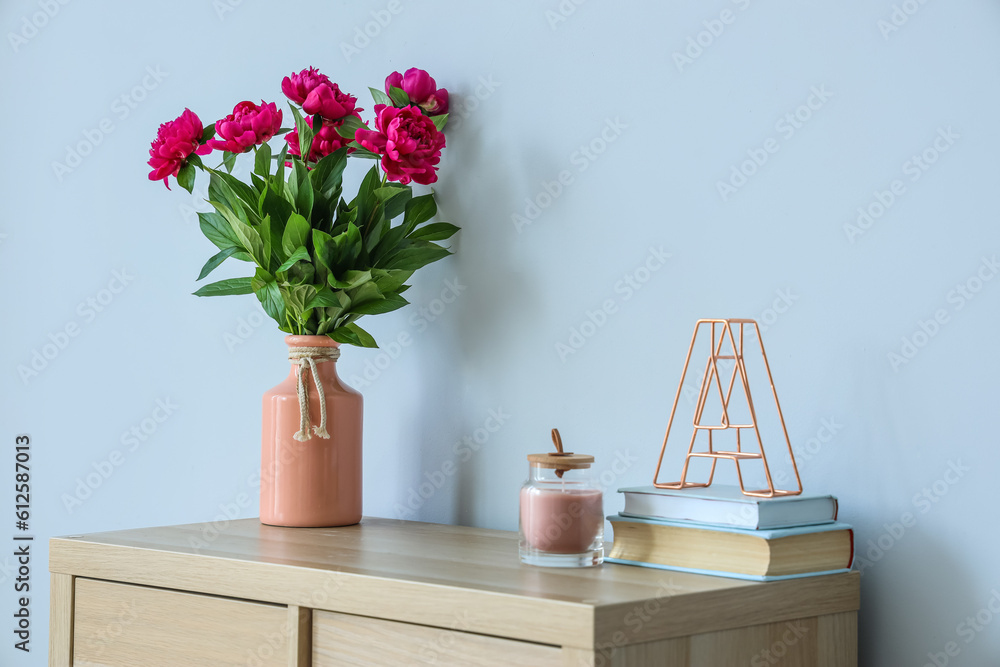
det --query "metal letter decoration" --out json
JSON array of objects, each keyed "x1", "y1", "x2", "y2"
[{"x1": 653, "y1": 319, "x2": 803, "y2": 498}]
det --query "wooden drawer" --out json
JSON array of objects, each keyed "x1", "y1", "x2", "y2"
[
  {"x1": 73, "y1": 578, "x2": 289, "y2": 667},
  {"x1": 312, "y1": 609, "x2": 563, "y2": 666}
]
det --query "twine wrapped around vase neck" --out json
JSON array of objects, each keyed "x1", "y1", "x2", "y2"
[{"x1": 288, "y1": 346, "x2": 340, "y2": 442}]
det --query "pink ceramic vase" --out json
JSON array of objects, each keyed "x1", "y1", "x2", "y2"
[{"x1": 260, "y1": 335, "x2": 362, "y2": 527}]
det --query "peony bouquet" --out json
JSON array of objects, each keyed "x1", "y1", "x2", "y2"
[{"x1": 147, "y1": 67, "x2": 457, "y2": 347}]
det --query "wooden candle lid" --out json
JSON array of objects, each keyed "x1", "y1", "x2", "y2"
[{"x1": 527, "y1": 452, "x2": 594, "y2": 469}]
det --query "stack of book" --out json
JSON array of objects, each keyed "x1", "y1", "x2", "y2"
[{"x1": 605, "y1": 485, "x2": 854, "y2": 581}]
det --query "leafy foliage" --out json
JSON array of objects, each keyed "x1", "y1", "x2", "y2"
[{"x1": 187, "y1": 93, "x2": 457, "y2": 348}]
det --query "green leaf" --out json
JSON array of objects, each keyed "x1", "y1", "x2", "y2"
[
  {"x1": 344, "y1": 143, "x2": 381, "y2": 159},
  {"x1": 282, "y1": 212, "x2": 311, "y2": 256},
  {"x1": 213, "y1": 202, "x2": 265, "y2": 266},
  {"x1": 350, "y1": 292, "x2": 409, "y2": 315},
  {"x1": 346, "y1": 281, "x2": 383, "y2": 310},
  {"x1": 409, "y1": 222, "x2": 460, "y2": 242},
  {"x1": 372, "y1": 269, "x2": 413, "y2": 293},
  {"x1": 329, "y1": 269, "x2": 372, "y2": 290},
  {"x1": 222, "y1": 151, "x2": 238, "y2": 173},
  {"x1": 177, "y1": 163, "x2": 196, "y2": 194},
  {"x1": 285, "y1": 260, "x2": 315, "y2": 286},
  {"x1": 430, "y1": 114, "x2": 448, "y2": 132},
  {"x1": 193, "y1": 276, "x2": 253, "y2": 297},
  {"x1": 371, "y1": 224, "x2": 410, "y2": 265},
  {"x1": 254, "y1": 142, "x2": 271, "y2": 178},
  {"x1": 369, "y1": 87, "x2": 392, "y2": 107},
  {"x1": 274, "y1": 143, "x2": 288, "y2": 195},
  {"x1": 199, "y1": 211, "x2": 238, "y2": 249},
  {"x1": 306, "y1": 288, "x2": 346, "y2": 310},
  {"x1": 277, "y1": 245, "x2": 310, "y2": 273},
  {"x1": 387, "y1": 244, "x2": 451, "y2": 271},
  {"x1": 259, "y1": 186, "x2": 293, "y2": 229},
  {"x1": 335, "y1": 115, "x2": 367, "y2": 140},
  {"x1": 387, "y1": 86, "x2": 410, "y2": 107},
  {"x1": 283, "y1": 284, "x2": 317, "y2": 314},
  {"x1": 309, "y1": 147, "x2": 349, "y2": 197},
  {"x1": 292, "y1": 160, "x2": 314, "y2": 218},
  {"x1": 312, "y1": 228, "x2": 336, "y2": 283},
  {"x1": 256, "y1": 279, "x2": 286, "y2": 325},
  {"x1": 402, "y1": 194, "x2": 437, "y2": 234},
  {"x1": 355, "y1": 164, "x2": 383, "y2": 233},
  {"x1": 290, "y1": 106, "x2": 314, "y2": 163},
  {"x1": 201, "y1": 123, "x2": 216, "y2": 143},
  {"x1": 378, "y1": 188, "x2": 412, "y2": 221},
  {"x1": 212, "y1": 170, "x2": 261, "y2": 216},
  {"x1": 208, "y1": 172, "x2": 253, "y2": 225},
  {"x1": 330, "y1": 322, "x2": 378, "y2": 348},
  {"x1": 260, "y1": 214, "x2": 277, "y2": 272},
  {"x1": 196, "y1": 247, "x2": 239, "y2": 280}
]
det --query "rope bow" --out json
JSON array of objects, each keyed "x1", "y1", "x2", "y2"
[{"x1": 288, "y1": 346, "x2": 340, "y2": 441}]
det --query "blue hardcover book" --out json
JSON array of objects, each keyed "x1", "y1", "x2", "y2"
[
  {"x1": 605, "y1": 514, "x2": 855, "y2": 582},
  {"x1": 618, "y1": 484, "x2": 839, "y2": 530}
]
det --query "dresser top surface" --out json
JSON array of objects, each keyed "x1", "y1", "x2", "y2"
[{"x1": 51, "y1": 516, "x2": 858, "y2": 610}]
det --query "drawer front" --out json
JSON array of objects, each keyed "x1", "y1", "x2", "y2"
[
  {"x1": 313, "y1": 610, "x2": 562, "y2": 666},
  {"x1": 73, "y1": 578, "x2": 289, "y2": 667}
]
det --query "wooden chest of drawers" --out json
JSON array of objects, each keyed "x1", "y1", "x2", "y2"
[{"x1": 49, "y1": 518, "x2": 859, "y2": 666}]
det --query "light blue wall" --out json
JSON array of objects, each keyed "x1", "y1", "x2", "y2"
[{"x1": 3, "y1": 0, "x2": 999, "y2": 664}]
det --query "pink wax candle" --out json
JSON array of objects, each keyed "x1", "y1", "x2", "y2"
[
  {"x1": 520, "y1": 486, "x2": 603, "y2": 554},
  {"x1": 519, "y1": 432, "x2": 604, "y2": 567}
]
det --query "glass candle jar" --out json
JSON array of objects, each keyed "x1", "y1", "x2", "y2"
[{"x1": 519, "y1": 452, "x2": 604, "y2": 567}]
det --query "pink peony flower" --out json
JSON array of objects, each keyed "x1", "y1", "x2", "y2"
[
  {"x1": 285, "y1": 115, "x2": 356, "y2": 162},
  {"x1": 206, "y1": 100, "x2": 282, "y2": 153},
  {"x1": 355, "y1": 104, "x2": 446, "y2": 185},
  {"x1": 385, "y1": 68, "x2": 448, "y2": 115},
  {"x1": 147, "y1": 108, "x2": 212, "y2": 189},
  {"x1": 281, "y1": 67, "x2": 359, "y2": 121},
  {"x1": 281, "y1": 67, "x2": 331, "y2": 106}
]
